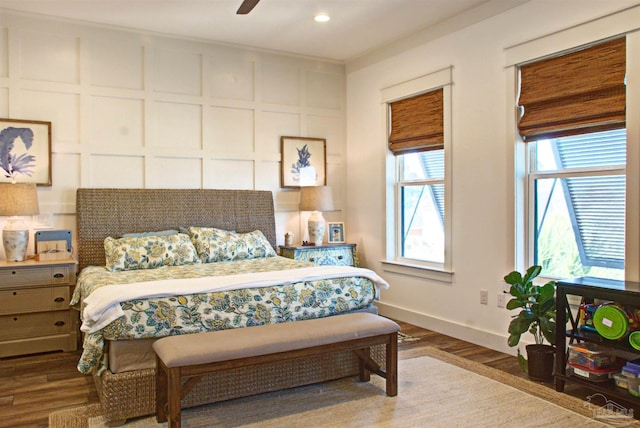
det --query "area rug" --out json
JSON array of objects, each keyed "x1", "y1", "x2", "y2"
[{"x1": 49, "y1": 347, "x2": 638, "y2": 428}]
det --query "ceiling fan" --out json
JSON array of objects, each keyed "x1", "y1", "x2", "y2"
[{"x1": 236, "y1": 0, "x2": 261, "y2": 14}]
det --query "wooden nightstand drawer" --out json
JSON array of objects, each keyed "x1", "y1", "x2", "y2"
[
  {"x1": 0, "y1": 311, "x2": 72, "y2": 341},
  {"x1": 0, "y1": 258, "x2": 78, "y2": 357},
  {"x1": 279, "y1": 244, "x2": 359, "y2": 267},
  {"x1": 0, "y1": 286, "x2": 71, "y2": 315},
  {"x1": 0, "y1": 264, "x2": 75, "y2": 288}
]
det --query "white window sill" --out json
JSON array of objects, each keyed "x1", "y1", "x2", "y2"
[{"x1": 380, "y1": 260, "x2": 454, "y2": 283}]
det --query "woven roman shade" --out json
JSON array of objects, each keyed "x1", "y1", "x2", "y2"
[
  {"x1": 517, "y1": 37, "x2": 626, "y2": 141},
  {"x1": 389, "y1": 88, "x2": 443, "y2": 155}
]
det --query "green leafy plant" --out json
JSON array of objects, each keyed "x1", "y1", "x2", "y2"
[{"x1": 505, "y1": 265, "x2": 556, "y2": 347}]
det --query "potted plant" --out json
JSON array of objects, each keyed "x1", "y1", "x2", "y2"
[{"x1": 504, "y1": 265, "x2": 557, "y2": 382}]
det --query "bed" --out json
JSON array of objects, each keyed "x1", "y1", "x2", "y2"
[{"x1": 73, "y1": 188, "x2": 389, "y2": 425}]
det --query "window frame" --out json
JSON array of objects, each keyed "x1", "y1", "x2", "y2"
[
  {"x1": 506, "y1": 23, "x2": 640, "y2": 282},
  {"x1": 511, "y1": 35, "x2": 634, "y2": 282},
  {"x1": 380, "y1": 68, "x2": 453, "y2": 281}
]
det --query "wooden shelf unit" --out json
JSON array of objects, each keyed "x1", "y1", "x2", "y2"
[{"x1": 555, "y1": 277, "x2": 640, "y2": 408}]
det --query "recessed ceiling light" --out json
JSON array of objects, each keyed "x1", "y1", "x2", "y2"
[{"x1": 314, "y1": 14, "x2": 330, "y2": 23}]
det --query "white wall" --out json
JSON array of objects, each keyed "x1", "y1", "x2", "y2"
[
  {"x1": 346, "y1": 1, "x2": 640, "y2": 354},
  {"x1": 0, "y1": 11, "x2": 346, "y2": 257}
]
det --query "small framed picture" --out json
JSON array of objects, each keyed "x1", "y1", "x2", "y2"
[
  {"x1": 327, "y1": 222, "x2": 345, "y2": 244},
  {"x1": 280, "y1": 136, "x2": 326, "y2": 188}
]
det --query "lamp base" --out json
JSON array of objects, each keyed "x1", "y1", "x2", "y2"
[
  {"x1": 307, "y1": 211, "x2": 326, "y2": 245},
  {"x1": 3, "y1": 229, "x2": 29, "y2": 262},
  {"x1": 3, "y1": 217, "x2": 30, "y2": 262}
]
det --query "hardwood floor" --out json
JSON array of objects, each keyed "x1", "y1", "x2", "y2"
[{"x1": 0, "y1": 320, "x2": 621, "y2": 427}]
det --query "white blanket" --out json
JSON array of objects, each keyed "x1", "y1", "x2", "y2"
[{"x1": 81, "y1": 265, "x2": 390, "y2": 334}]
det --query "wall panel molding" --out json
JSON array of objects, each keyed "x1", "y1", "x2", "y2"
[{"x1": 0, "y1": 9, "x2": 347, "y2": 251}]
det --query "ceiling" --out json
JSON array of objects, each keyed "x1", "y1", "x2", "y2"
[{"x1": 0, "y1": 0, "x2": 513, "y2": 62}]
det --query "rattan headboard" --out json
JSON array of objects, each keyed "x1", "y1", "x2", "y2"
[{"x1": 76, "y1": 188, "x2": 276, "y2": 271}]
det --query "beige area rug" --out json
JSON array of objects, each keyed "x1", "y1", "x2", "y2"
[{"x1": 49, "y1": 347, "x2": 640, "y2": 428}]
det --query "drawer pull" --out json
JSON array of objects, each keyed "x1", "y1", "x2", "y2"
[
  {"x1": 54, "y1": 321, "x2": 65, "y2": 327},
  {"x1": 337, "y1": 255, "x2": 343, "y2": 260},
  {"x1": 54, "y1": 297, "x2": 65, "y2": 302},
  {"x1": 13, "y1": 317, "x2": 18, "y2": 321},
  {"x1": 308, "y1": 257, "x2": 315, "y2": 262},
  {"x1": 11, "y1": 271, "x2": 17, "y2": 275},
  {"x1": 53, "y1": 273, "x2": 65, "y2": 279},
  {"x1": 13, "y1": 291, "x2": 17, "y2": 296}
]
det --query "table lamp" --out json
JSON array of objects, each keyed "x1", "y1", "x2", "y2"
[
  {"x1": 0, "y1": 182, "x2": 40, "y2": 261},
  {"x1": 299, "y1": 186, "x2": 334, "y2": 245}
]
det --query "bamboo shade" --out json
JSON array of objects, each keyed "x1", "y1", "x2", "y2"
[
  {"x1": 518, "y1": 37, "x2": 626, "y2": 141},
  {"x1": 389, "y1": 88, "x2": 443, "y2": 154},
  {"x1": 517, "y1": 37, "x2": 626, "y2": 141}
]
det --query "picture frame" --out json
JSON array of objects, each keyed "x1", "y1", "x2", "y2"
[
  {"x1": 0, "y1": 118, "x2": 52, "y2": 186},
  {"x1": 327, "y1": 222, "x2": 345, "y2": 244},
  {"x1": 280, "y1": 136, "x2": 326, "y2": 188}
]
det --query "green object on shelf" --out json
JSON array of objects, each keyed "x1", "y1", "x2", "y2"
[
  {"x1": 593, "y1": 305, "x2": 629, "y2": 340},
  {"x1": 629, "y1": 331, "x2": 640, "y2": 350}
]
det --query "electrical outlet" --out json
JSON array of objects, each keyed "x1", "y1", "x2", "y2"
[
  {"x1": 497, "y1": 292, "x2": 506, "y2": 308},
  {"x1": 480, "y1": 289, "x2": 488, "y2": 305},
  {"x1": 501, "y1": 280, "x2": 511, "y2": 293}
]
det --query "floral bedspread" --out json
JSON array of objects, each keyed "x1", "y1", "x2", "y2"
[{"x1": 72, "y1": 256, "x2": 376, "y2": 374}]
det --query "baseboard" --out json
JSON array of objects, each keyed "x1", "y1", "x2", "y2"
[{"x1": 377, "y1": 301, "x2": 518, "y2": 356}]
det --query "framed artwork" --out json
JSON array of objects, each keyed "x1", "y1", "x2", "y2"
[
  {"x1": 0, "y1": 118, "x2": 52, "y2": 186},
  {"x1": 280, "y1": 136, "x2": 326, "y2": 188},
  {"x1": 327, "y1": 222, "x2": 345, "y2": 244}
]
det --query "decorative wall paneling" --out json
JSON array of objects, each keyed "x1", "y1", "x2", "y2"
[{"x1": 0, "y1": 11, "x2": 346, "y2": 255}]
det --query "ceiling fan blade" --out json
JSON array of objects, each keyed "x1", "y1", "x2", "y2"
[{"x1": 236, "y1": 0, "x2": 260, "y2": 14}]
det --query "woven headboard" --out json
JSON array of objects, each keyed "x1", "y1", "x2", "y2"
[{"x1": 76, "y1": 188, "x2": 276, "y2": 271}]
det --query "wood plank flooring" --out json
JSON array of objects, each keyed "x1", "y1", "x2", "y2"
[{"x1": 0, "y1": 320, "x2": 619, "y2": 427}]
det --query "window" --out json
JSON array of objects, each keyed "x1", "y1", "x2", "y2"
[
  {"x1": 518, "y1": 37, "x2": 626, "y2": 280},
  {"x1": 397, "y1": 149, "x2": 444, "y2": 263},
  {"x1": 382, "y1": 68, "x2": 452, "y2": 276},
  {"x1": 528, "y1": 129, "x2": 626, "y2": 280}
]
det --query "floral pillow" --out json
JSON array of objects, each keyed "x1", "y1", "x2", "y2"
[
  {"x1": 188, "y1": 227, "x2": 276, "y2": 263},
  {"x1": 104, "y1": 233, "x2": 200, "y2": 272}
]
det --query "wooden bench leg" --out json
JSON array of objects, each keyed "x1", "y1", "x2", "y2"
[
  {"x1": 156, "y1": 357, "x2": 168, "y2": 423},
  {"x1": 167, "y1": 367, "x2": 182, "y2": 428},
  {"x1": 358, "y1": 346, "x2": 371, "y2": 382},
  {"x1": 386, "y1": 332, "x2": 398, "y2": 396}
]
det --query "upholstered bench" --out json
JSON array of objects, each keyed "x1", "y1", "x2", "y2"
[{"x1": 152, "y1": 312, "x2": 400, "y2": 428}]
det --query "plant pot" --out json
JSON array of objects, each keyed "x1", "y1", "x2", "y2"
[{"x1": 526, "y1": 344, "x2": 555, "y2": 382}]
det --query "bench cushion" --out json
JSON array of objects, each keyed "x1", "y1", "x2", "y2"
[{"x1": 152, "y1": 313, "x2": 399, "y2": 368}]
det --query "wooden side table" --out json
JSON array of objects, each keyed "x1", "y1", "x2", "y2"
[
  {"x1": 278, "y1": 243, "x2": 359, "y2": 267},
  {"x1": 0, "y1": 257, "x2": 78, "y2": 357}
]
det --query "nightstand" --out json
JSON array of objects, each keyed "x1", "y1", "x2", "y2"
[
  {"x1": 0, "y1": 257, "x2": 78, "y2": 357},
  {"x1": 278, "y1": 243, "x2": 359, "y2": 267}
]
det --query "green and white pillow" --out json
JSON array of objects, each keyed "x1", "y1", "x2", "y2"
[
  {"x1": 104, "y1": 233, "x2": 200, "y2": 272},
  {"x1": 188, "y1": 227, "x2": 276, "y2": 263}
]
